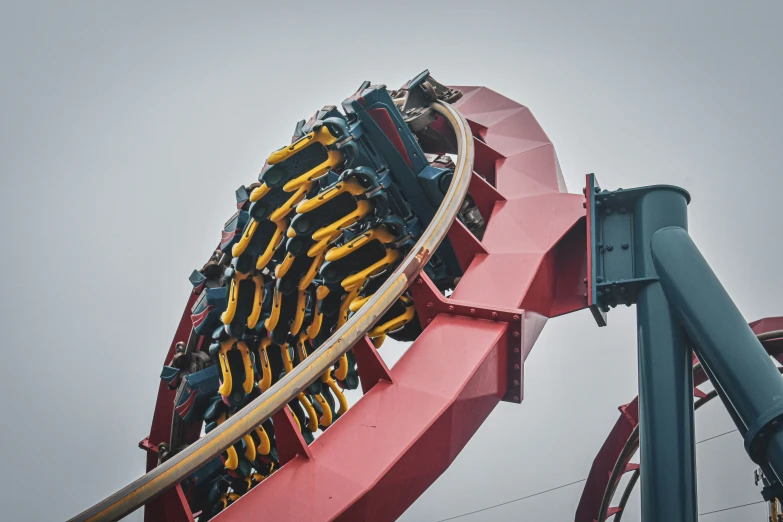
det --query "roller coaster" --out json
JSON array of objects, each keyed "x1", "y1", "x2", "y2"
[{"x1": 68, "y1": 72, "x2": 783, "y2": 522}]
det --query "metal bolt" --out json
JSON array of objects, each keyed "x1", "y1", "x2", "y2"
[
  {"x1": 513, "y1": 380, "x2": 520, "y2": 386},
  {"x1": 606, "y1": 244, "x2": 614, "y2": 251},
  {"x1": 448, "y1": 305, "x2": 454, "y2": 312},
  {"x1": 512, "y1": 315, "x2": 520, "y2": 321},
  {"x1": 596, "y1": 277, "x2": 603, "y2": 283},
  {"x1": 513, "y1": 364, "x2": 520, "y2": 370},
  {"x1": 470, "y1": 308, "x2": 476, "y2": 314},
  {"x1": 416, "y1": 278, "x2": 422, "y2": 285},
  {"x1": 594, "y1": 187, "x2": 600, "y2": 193},
  {"x1": 426, "y1": 302, "x2": 433, "y2": 309},
  {"x1": 513, "y1": 331, "x2": 520, "y2": 338},
  {"x1": 491, "y1": 312, "x2": 498, "y2": 319},
  {"x1": 512, "y1": 396, "x2": 520, "y2": 402},
  {"x1": 513, "y1": 347, "x2": 520, "y2": 353},
  {"x1": 621, "y1": 242, "x2": 629, "y2": 250}
]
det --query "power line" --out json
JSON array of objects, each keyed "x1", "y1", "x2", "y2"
[
  {"x1": 435, "y1": 427, "x2": 743, "y2": 521},
  {"x1": 699, "y1": 500, "x2": 765, "y2": 516},
  {"x1": 435, "y1": 478, "x2": 587, "y2": 521},
  {"x1": 696, "y1": 428, "x2": 737, "y2": 445}
]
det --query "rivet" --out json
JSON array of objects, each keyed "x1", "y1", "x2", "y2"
[
  {"x1": 426, "y1": 302, "x2": 433, "y2": 309},
  {"x1": 606, "y1": 244, "x2": 614, "y2": 251},
  {"x1": 427, "y1": 318, "x2": 432, "y2": 324},
  {"x1": 513, "y1": 331, "x2": 520, "y2": 338},
  {"x1": 621, "y1": 243, "x2": 629, "y2": 250},
  {"x1": 513, "y1": 364, "x2": 520, "y2": 370},
  {"x1": 512, "y1": 396, "x2": 520, "y2": 402},
  {"x1": 491, "y1": 312, "x2": 498, "y2": 319},
  {"x1": 470, "y1": 308, "x2": 476, "y2": 314},
  {"x1": 594, "y1": 187, "x2": 600, "y2": 193},
  {"x1": 513, "y1": 380, "x2": 520, "y2": 386},
  {"x1": 620, "y1": 207, "x2": 627, "y2": 214},
  {"x1": 512, "y1": 315, "x2": 520, "y2": 321},
  {"x1": 448, "y1": 305, "x2": 454, "y2": 312},
  {"x1": 416, "y1": 278, "x2": 422, "y2": 285},
  {"x1": 596, "y1": 277, "x2": 603, "y2": 283},
  {"x1": 605, "y1": 208, "x2": 612, "y2": 215},
  {"x1": 513, "y1": 347, "x2": 520, "y2": 353}
]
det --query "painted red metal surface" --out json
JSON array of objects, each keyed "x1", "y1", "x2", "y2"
[
  {"x1": 142, "y1": 292, "x2": 199, "y2": 522},
  {"x1": 272, "y1": 407, "x2": 313, "y2": 465},
  {"x1": 144, "y1": 86, "x2": 588, "y2": 521},
  {"x1": 353, "y1": 335, "x2": 394, "y2": 394},
  {"x1": 575, "y1": 317, "x2": 783, "y2": 522}
]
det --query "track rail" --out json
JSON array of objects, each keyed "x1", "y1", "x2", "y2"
[{"x1": 68, "y1": 101, "x2": 474, "y2": 522}]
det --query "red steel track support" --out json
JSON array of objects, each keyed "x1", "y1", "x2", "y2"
[{"x1": 144, "y1": 86, "x2": 589, "y2": 521}]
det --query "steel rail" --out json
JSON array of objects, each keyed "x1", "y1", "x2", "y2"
[{"x1": 68, "y1": 100, "x2": 474, "y2": 522}]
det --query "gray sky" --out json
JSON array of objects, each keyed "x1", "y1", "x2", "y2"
[{"x1": 1, "y1": 1, "x2": 781, "y2": 521}]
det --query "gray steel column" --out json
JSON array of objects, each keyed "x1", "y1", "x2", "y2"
[
  {"x1": 651, "y1": 226, "x2": 783, "y2": 482},
  {"x1": 634, "y1": 188, "x2": 697, "y2": 522}
]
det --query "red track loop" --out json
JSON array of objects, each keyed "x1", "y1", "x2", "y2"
[{"x1": 145, "y1": 86, "x2": 588, "y2": 522}]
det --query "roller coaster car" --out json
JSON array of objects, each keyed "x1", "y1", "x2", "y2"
[
  {"x1": 152, "y1": 72, "x2": 470, "y2": 519},
  {"x1": 173, "y1": 366, "x2": 220, "y2": 423},
  {"x1": 190, "y1": 286, "x2": 228, "y2": 336}
]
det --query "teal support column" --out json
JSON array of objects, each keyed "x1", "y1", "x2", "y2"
[
  {"x1": 651, "y1": 226, "x2": 783, "y2": 483},
  {"x1": 633, "y1": 189, "x2": 697, "y2": 522}
]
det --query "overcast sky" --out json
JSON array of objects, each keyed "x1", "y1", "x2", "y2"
[{"x1": 1, "y1": 2, "x2": 782, "y2": 521}]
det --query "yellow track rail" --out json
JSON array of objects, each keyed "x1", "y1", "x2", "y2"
[{"x1": 68, "y1": 101, "x2": 474, "y2": 522}]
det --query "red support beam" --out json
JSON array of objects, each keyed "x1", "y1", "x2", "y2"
[
  {"x1": 272, "y1": 407, "x2": 313, "y2": 466},
  {"x1": 353, "y1": 336, "x2": 393, "y2": 394}
]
